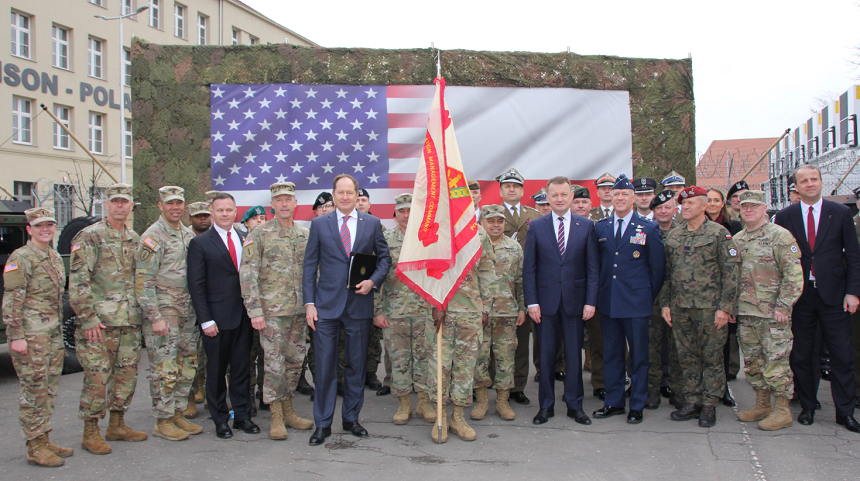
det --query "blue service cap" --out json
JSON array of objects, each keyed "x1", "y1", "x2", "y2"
[{"x1": 612, "y1": 174, "x2": 634, "y2": 190}]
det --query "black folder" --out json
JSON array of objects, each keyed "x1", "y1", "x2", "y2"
[{"x1": 347, "y1": 252, "x2": 377, "y2": 289}]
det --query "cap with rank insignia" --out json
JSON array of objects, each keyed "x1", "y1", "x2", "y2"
[
  {"x1": 468, "y1": 179, "x2": 481, "y2": 191},
  {"x1": 612, "y1": 174, "x2": 634, "y2": 190},
  {"x1": 676, "y1": 185, "x2": 707, "y2": 202},
  {"x1": 357, "y1": 188, "x2": 370, "y2": 199},
  {"x1": 25, "y1": 207, "x2": 56, "y2": 225},
  {"x1": 738, "y1": 190, "x2": 766, "y2": 205},
  {"x1": 270, "y1": 182, "x2": 296, "y2": 199},
  {"x1": 312, "y1": 191, "x2": 333, "y2": 210},
  {"x1": 726, "y1": 180, "x2": 750, "y2": 199},
  {"x1": 531, "y1": 188, "x2": 548, "y2": 204},
  {"x1": 159, "y1": 186, "x2": 185, "y2": 203},
  {"x1": 395, "y1": 193, "x2": 413, "y2": 210},
  {"x1": 633, "y1": 177, "x2": 657, "y2": 193},
  {"x1": 571, "y1": 184, "x2": 591, "y2": 199},
  {"x1": 594, "y1": 172, "x2": 616, "y2": 188},
  {"x1": 188, "y1": 202, "x2": 211, "y2": 217},
  {"x1": 481, "y1": 204, "x2": 507, "y2": 221},
  {"x1": 496, "y1": 168, "x2": 524, "y2": 186},
  {"x1": 205, "y1": 190, "x2": 221, "y2": 203},
  {"x1": 660, "y1": 171, "x2": 686, "y2": 187},
  {"x1": 107, "y1": 183, "x2": 133, "y2": 202},
  {"x1": 649, "y1": 190, "x2": 675, "y2": 210},
  {"x1": 241, "y1": 205, "x2": 266, "y2": 223}
]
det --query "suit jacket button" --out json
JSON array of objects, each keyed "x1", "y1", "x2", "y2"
[{"x1": 613, "y1": 275, "x2": 616, "y2": 279}]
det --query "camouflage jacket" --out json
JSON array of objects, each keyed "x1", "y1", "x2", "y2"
[
  {"x1": 2, "y1": 242, "x2": 65, "y2": 340},
  {"x1": 374, "y1": 227, "x2": 432, "y2": 319},
  {"x1": 70, "y1": 220, "x2": 142, "y2": 330},
  {"x1": 485, "y1": 235, "x2": 525, "y2": 317},
  {"x1": 734, "y1": 222, "x2": 803, "y2": 318},
  {"x1": 659, "y1": 218, "x2": 741, "y2": 315},
  {"x1": 240, "y1": 219, "x2": 309, "y2": 318},
  {"x1": 135, "y1": 215, "x2": 194, "y2": 323},
  {"x1": 447, "y1": 227, "x2": 495, "y2": 314}
]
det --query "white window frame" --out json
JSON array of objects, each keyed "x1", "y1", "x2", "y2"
[
  {"x1": 123, "y1": 48, "x2": 131, "y2": 87},
  {"x1": 231, "y1": 28, "x2": 239, "y2": 45},
  {"x1": 53, "y1": 105, "x2": 71, "y2": 150},
  {"x1": 197, "y1": 14, "x2": 207, "y2": 45},
  {"x1": 54, "y1": 184, "x2": 75, "y2": 228},
  {"x1": 88, "y1": 37, "x2": 103, "y2": 79},
  {"x1": 89, "y1": 0, "x2": 105, "y2": 7},
  {"x1": 52, "y1": 25, "x2": 70, "y2": 70},
  {"x1": 89, "y1": 112, "x2": 104, "y2": 155},
  {"x1": 249, "y1": 36, "x2": 259, "y2": 45},
  {"x1": 122, "y1": 0, "x2": 133, "y2": 16},
  {"x1": 90, "y1": 186, "x2": 106, "y2": 217},
  {"x1": 11, "y1": 11, "x2": 31, "y2": 60},
  {"x1": 12, "y1": 96, "x2": 32, "y2": 145},
  {"x1": 174, "y1": 4, "x2": 185, "y2": 38},
  {"x1": 13, "y1": 181, "x2": 34, "y2": 207},
  {"x1": 149, "y1": 0, "x2": 160, "y2": 29},
  {"x1": 124, "y1": 119, "x2": 133, "y2": 159}
]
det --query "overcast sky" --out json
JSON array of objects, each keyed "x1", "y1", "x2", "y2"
[{"x1": 244, "y1": 0, "x2": 860, "y2": 157}]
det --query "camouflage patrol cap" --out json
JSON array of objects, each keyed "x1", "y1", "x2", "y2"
[
  {"x1": 188, "y1": 202, "x2": 211, "y2": 217},
  {"x1": 205, "y1": 190, "x2": 221, "y2": 203},
  {"x1": 531, "y1": 188, "x2": 548, "y2": 204},
  {"x1": 468, "y1": 179, "x2": 481, "y2": 191},
  {"x1": 571, "y1": 184, "x2": 591, "y2": 199},
  {"x1": 496, "y1": 168, "x2": 524, "y2": 186},
  {"x1": 107, "y1": 183, "x2": 133, "y2": 202},
  {"x1": 270, "y1": 182, "x2": 296, "y2": 199},
  {"x1": 394, "y1": 193, "x2": 412, "y2": 210},
  {"x1": 481, "y1": 204, "x2": 507, "y2": 221},
  {"x1": 25, "y1": 207, "x2": 56, "y2": 225},
  {"x1": 738, "y1": 190, "x2": 766, "y2": 206},
  {"x1": 158, "y1": 186, "x2": 185, "y2": 203}
]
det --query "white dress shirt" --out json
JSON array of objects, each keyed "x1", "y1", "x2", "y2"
[
  {"x1": 504, "y1": 202, "x2": 521, "y2": 218},
  {"x1": 202, "y1": 224, "x2": 242, "y2": 330},
  {"x1": 338, "y1": 208, "x2": 358, "y2": 252},
  {"x1": 475, "y1": 206, "x2": 482, "y2": 223},
  {"x1": 800, "y1": 197, "x2": 823, "y2": 280}
]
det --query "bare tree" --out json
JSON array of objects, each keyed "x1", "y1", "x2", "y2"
[{"x1": 810, "y1": 90, "x2": 838, "y2": 115}]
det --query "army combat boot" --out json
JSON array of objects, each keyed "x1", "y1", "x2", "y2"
[
  {"x1": 495, "y1": 389, "x2": 516, "y2": 421},
  {"x1": 670, "y1": 403, "x2": 702, "y2": 421},
  {"x1": 471, "y1": 387, "x2": 489, "y2": 420},
  {"x1": 44, "y1": 433, "x2": 74, "y2": 458},
  {"x1": 153, "y1": 418, "x2": 190, "y2": 441},
  {"x1": 698, "y1": 405, "x2": 717, "y2": 427},
  {"x1": 758, "y1": 396, "x2": 792, "y2": 431},
  {"x1": 106, "y1": 410, "x2": 148, "y2": 442},
  {"x1": 81, "y1": 419, "x2": 112, "y2": 455},
  {"x1": 430, "y1": 404, "x2": 448, "y2": 444},
  {"x1": 449, "y1": 405, "x2": 477, "y2": 441},
  {"x1": 394, "y1": 395, "x2": 412, "y2": 425},
  {"x1": 269, "y1": 400, "x2": 288, "y2": 440},
  {"x1": 282, "y1": 396, "x2": 314, "y2": 430},
  {"x1": 417, "y1": 392, "x2": 436, "y2": 423},
  {"x1": 26, "y1": 435, "x2": 64, "y2": 467},
  {"x1": 184, "y1": 393, "x2": 198, "y2": 419},
  {"x1": 172, "y1": 411, "x2": 203, "y2": 435},
  {"x1": 738, "y1": 388, "x2": 772, "y2": 422}
]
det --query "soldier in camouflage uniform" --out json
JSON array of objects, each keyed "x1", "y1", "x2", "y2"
[
  {"x1": 241, "y1": 205, "x2": 268, "y2": 413},
  {"x1": 661, "y1": 186, "x2": 740, "y2": 428},
  {"x1": 136, "y1": 186, "x2": 202, "y2": 441},
  {"x1": 428, "y1": 226, "x2": 495, "y2": 443},
  {"x1": 374, "y1": 194, "x2": 434, "y2": 425},
  {"x1": 472, "y1": 205, "x2": 525, "y2": 422},
  {"x1": 3, "y1": 207, "x2": 74, "y2": 467},
  {"x1": 733, "y1": 191, "x2": 803, "y2": 431},
  {"x1": 185, "y1": 201, "x2": 211, "y2": 420},
  {"x1": 240, "y1": 182, "x2": 314, "y2": 440},
  {"x1": 70, "y1": 183, "x2": 148, "y2": 455}
]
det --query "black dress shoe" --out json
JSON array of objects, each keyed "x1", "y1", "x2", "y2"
[
  {"x1": 798, "y1": 409, "x2": 815, "y2": 425},
  {"x1": 533, "y1": 408, "x2": 554, "y2": 425},
  {"x1": 309, "y1": 427, "x2": 331, "y2": 446},
  {"x1": 820, "y1": 369, "x2": 832, "y2": 381},
  {"x1": 215, "y1": 422, "x2": 233, "y2": 439},
  {"x1": 836, "y1": 415, "x2": 860, "y2": 433},
  {"x1": 249, "y1": 404, "x2": 258, "y2": 418},
  {"x1": 296, "y1": 375, "x2": 315, "y2": 395},
  {"x1": 343, "y1": 421, "x2": 368, "y2": 438},
  {"x1": 644, "y1": 400, "x2": 660, "y2": 410},
  {"x1": 670, "y1": 403, "x2": 702, "y2": 421},
  {"x1": 376, "y1": 386, "x2": 391, "y2": 396},
  {"x1": 555, "y1": 371, "x2": 566, "y2": 381},
  {"x1": 815, "y1": 401, "x2": 821, "y2": 410},
  {"x1": 698, "y1": 406, "x2": 716, "y2": 427},
  {"x1": 511, "y1": 391, "x2": 530, "y2": 405},
  {"x1": 233, "y1": 419, "x2": 261, "y2": 434},
  {"x1": 855, "y1": 397, "x2": 860, "y2": 408},
  {"x1": 365, "y1": 374, "x2": 383, "y2": 390},
  {"x1": 567, "y1": 408, "x2": 592, "y2": 425},
  {"x1": 593, "y1": 406, "x2": 626, "y2": 419},
  {"x1": 660, "y1": 386, "x2": 673, "y2": 399},
  {"x1": 593, "y1": 388, "x2": 606, "y2": 401},
  {"x1": 722, "y1": 385, "x2": 736, "y2": 407},
  {"x1": 627, "y1": 410, "x2": 643, "y2": 424}
]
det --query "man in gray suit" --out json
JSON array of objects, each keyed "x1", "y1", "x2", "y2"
[{"x1": 303, "y1": 174, "x2": 391, "y2": 446}]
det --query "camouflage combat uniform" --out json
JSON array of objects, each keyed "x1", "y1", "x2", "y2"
[
  {"x1": 3, "y1": 241, "x2": 66, "y2": 440},
  {"x1": 375, "y1": 227, "x2": 433, "y2": 396},
  {"x1": 474, "y1": 235, "x2": 524, "y2": 391},
  {"x1": 648, "y1": 221, "x2": 683, "y2": 405},
  {"x1": 661, "y1": 220, "x2": 740, "y2": 407},
  {"x1": 135, "y1": 215, "x2": 198, "y2": 419},
  {"x1": 70, "y1": 219, "x2": 143, "y2": 420},
  {"x1": 240, "y1": 219, "x2": 309, "y2": 404},
  {"x1": 734, "y1": 222, "x2": 803, "y2": 398}
]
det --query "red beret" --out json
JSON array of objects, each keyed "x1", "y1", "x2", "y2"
[{"x1": 676, "y1": 186, "x2": 707, "y2": 203}]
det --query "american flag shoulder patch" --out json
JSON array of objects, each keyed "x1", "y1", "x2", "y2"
[
  {"x1": 4, "y1": 262, "x2": 18, "y2": 273},
  {"x1": 143, "y1": 237, "x2": 159, "y2": 250},
  {"x1": 71, "y1": 243, "x2": 82, "y2": 253},
  {"x1": 243, "y1": 237, "x2": 254, "y2": 248}
]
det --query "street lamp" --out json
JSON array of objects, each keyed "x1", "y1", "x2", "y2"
[{"x1": 95, "y1": 4, "x2": 149, "y2": 184}]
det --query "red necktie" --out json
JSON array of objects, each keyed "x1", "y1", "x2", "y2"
[
  {"x1": 227, "y1": 231, "x2": 238, "y2": 270},
  {"x1": 807, "y1": 206, "x2": 815, "y2": 277},
  {"x1": 341, "y1": 215, "x2": 352, "y2": 254}
]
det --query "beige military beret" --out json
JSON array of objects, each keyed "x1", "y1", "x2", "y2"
[
  {"x1": 394, "y1": 193, "x2": 413, "y2": 210},
  {"x1": 188, "y1": 202, "x2": 211, "y2": 217},
  {"x1": 738, "y1": 190, "x2": 766, "y2": 206},
  {"x1": 159, "y1": 186, "x2": 185, "y2": 203},
  {"x1": 481, "y1": 204, "x2": 507, "y2": 221},
  {"x1": 270, "y1": 182, "x2": 296, "y2": 199},
  {"x1": 107, "y1": 183, "x2": 133, "y2": 202},
  {"x1": 26, "y1": 207, "x2": 56, "y2": 225}
]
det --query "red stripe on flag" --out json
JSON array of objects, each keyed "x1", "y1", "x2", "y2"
[
  {"x1": 388, "y1": 113, "x2": 429, "y2": 128},
  {"x1": 387, "y1": 85, "x2": 435, "y2": 98},
  {"x1": 389, "y1": 173, "x2": 417, "y2": 188},
  {"x1": 389, "y1": 143, "x2": 423, "y2": 159}
]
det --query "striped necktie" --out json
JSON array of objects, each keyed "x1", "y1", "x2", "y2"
[
  {"x1": 557, "y1": 216, "x2": 565, "y2": 257},
  {"x1": 341, "y1": 215, "x2": 351, "y2": 254}
]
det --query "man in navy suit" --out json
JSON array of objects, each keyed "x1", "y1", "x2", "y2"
[
  {"x1": 774, "y1": 164, "x2": 860, "y2": 432},
  {"x1": 593, "y1": 175, "x2": 665, "y2": 424},
  {"x1": 303, "y1": 174, "x2": 391, "y2": 445},
  {"x1": 523, "y1": 176, "x2": 599, "y2": 426}
]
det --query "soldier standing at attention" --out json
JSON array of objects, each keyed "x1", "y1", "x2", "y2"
[
  {"x1": 70, "y1": 184, "x2": 148, "y2": 455},
  {"x1": 472, "y1": 205, "x2": 526, "y2": 422},
  {"x1": 632, "y1": 178, "x2": 657, "y2": 220},
  {"x1": 136, "y1": 186, "x2": 202, "y2": 441},
  {"x1": 733, "y1": 191, "x2": 803, "y2": 431},
  {"x1": 532, "y1": 188, "x2": 552, "y2": 217},
  {"x1": 184, "y1": 201, "x2": 212, "y2": 420},
  {"x1": 188, "y1": 202, "x2": 212, "y2": 236},
  {"x1": 726, "y1": 180, "x2": 750, "y2": 223},
  {"x1": 661, "y1": 186, "x2": 740, "y2": 428},
  {"x1": 240, "y1": 182, "x2": 315, "y2": 440},
  {"x1": 590, "y1": 173, "x2": 616, "y2": 220},
  {"x1": 469, "y1": 180, "x2": 483, "y2": 222},
  {"x1": 373, "y1": 194, "x2": 434, "y2": 425},
  {"x1": 660, "y1": 171, "x2": 686, "y2": 196},
  {"x1": 3, "y1": 207, "x2": 74, "y2": 467}
]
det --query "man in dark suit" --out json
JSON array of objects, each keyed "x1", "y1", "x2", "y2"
[
  {"x1": 593, "y1": 175, "x2": 665, "y2": 424},
  {"x1": 187, "y1": 192, "x2": 260, "y2": 439},
  {"x1": 523, "y1": 176, "x2": 599, "y2": 426},
  {"x1": 303, "y1": 174, "x2": 391, "y2": 446},
  {"x1": 774, "y1": 164, "x2": 860, "y2": 432}
]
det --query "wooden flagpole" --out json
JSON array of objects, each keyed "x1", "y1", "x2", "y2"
[{"x1": 435, "y1": 54, "x2": 444, "y2": 444}]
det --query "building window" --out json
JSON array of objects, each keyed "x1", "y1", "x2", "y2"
[
  {"x1": 89, "y1": 112, "x2": 104, "y2": 154},
  {"x1": 53, "y1": 105, "x2": 71, "y2": 150},
  {"x1": 149, "y1": 0, "x2": 160, "y2": 29},
  {"x1": 122, "y1": 0, "x2": 133, "y2": 15},
  {"x1": 11, "y1": 11, "x2": 30, "y2": 59},
  {"x1": 174, "y1": 4, "x2": 184, "y2": 38},
  {"x1": 123, "y1": 49, "x2": 131, "y2": 86},
  {"x1": 12, "y1": 97, "x2": 32, "y2": 145},
  {"x1": 231, "y1": 29, "x2": 239, "y2": 45},
  {"x1": 90, "y1": 187, "x2": 106, "y2": 217},
  {"x1": 88, "y1": 37, "x2": 103, "y2": 79},
  {"x1": 54, "y1": 184, "x2": 75, "y2": 228},
  {"x1": 89, "y1": 0, "x2": 105, "y2": 6},
  {"x1": 197, "y1": 14, "x2": 207, "y2": 45},
  {"x1": 124, "y1": 119, "x2": 133, "y2": 159},
  {"x1": 249, "y1": 36, "x2": 259, "y2": 45},
  {"x1": 52, "y1": 25, "x2": 70, "y2": 69},
  {"x1": 13, "y1": 181, "x2": 34, "y2": 206}
]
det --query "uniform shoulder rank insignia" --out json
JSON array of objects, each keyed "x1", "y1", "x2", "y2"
[
  {"x1": 243, "y1": 237, "x2": 254, "y2": 248},
  {"x1": 71, "y1": 242, "x2": 82, "y2": 253},
  {"x1": 729, "y1": 248, "x2": 738, "y2": 256},
  {"x1": 790, "y1": 245, "x2": 798, "y2": 253},
  {"x1": 4, "y1": 262, "x2": 18, "y2": 273},
  {"x1": 143, "y1": 237, "x2": 158, "y2": 250}
]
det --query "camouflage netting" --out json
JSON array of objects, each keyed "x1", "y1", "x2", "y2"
[{"x1": 131, "y1": 40, "x2": 695, "y2": 231}]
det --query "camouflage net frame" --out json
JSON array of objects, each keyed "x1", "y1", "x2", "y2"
[{"x1": 131, "y1": 40, "x2": 694, "y2": 231}]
